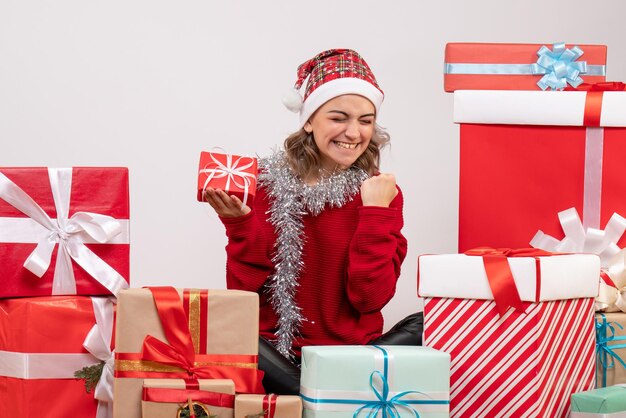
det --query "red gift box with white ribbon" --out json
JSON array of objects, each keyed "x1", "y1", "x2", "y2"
[
  {"x1": 0, "y1": 167, "x2": 130, "y2": 297},
  {"x1": 197, "y1": 151, "x2": 257, "y2": 207},
  {"x1": 455, "y1": 85, "x2": 626, "y2": 255},
  {"x1": 0, "y1": 296, "x2": 115, "y2": 418}
]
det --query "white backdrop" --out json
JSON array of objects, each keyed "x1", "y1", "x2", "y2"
[{"x1": 2, "y1": 0, "x2": 625, "y2": 329}]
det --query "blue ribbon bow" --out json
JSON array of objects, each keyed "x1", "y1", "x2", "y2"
[
  {"x1": 532, "y1": 42, "x2": 587, "y2": 90},
  {"x1": 352, "y1": 346, "x2": 422, "y2": 418},
  {"x1": 596, "y1": 313, "x2": 626, "y2": 387}
]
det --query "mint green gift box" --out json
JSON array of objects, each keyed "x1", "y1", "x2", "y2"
[
  {"x1": 571, "y1": 385, "x2": 626, "y2": 417},
  {"x1": 300, "y1": 345, "x2": 450, "y2": 418}
]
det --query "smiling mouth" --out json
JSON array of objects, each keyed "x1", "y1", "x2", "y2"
[{"x1": 333, "y1": 141, "x2": 359, "y2": 150}]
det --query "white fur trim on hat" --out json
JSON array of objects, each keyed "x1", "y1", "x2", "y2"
[{"x1": 298, "y1": 78, "x2": 384, "y2": 128}]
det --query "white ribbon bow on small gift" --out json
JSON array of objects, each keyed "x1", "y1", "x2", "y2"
[
  {"x1": 83, "y1": 297, "x2": 115, "y2": 418},
  {"x1": 531, "y1": 207, "x2": 626, "y2": 311},
  {"x1": 199, "y1": 153, "x2": 256, "y2": 207},
  {"x1": 0, "y1": 168, "x2": 129, "y2": 296}
]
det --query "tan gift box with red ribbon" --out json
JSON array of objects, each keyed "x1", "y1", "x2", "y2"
[
  {"x1": 113, "y1": 287, "x2": 264, "y2": 418},
  {"x1": 234, "y1": 394, "x2": 302, "y2": 418},
  {"x1": 142, "y1": 379, "x2": 235, "y2": 418}
]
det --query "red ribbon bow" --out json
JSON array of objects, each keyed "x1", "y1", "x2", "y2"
[
  {"x1": 140, "y1": 287, "x2": 265, "y2": 393},
  {"x1": 566, "y1": 82, "x2": 626, "y2": 92},
  {"x1": 464, "y1": 247, "x2": 554, "y2": 317},
  {"x1": 565, "y1": 81, "x2": 626, "y2": 127}
]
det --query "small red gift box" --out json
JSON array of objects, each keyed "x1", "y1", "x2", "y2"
[
  {"x1": 444, "y1": 42, "x2": 607, "y2": 92},
  {"x1": 0, "y1": 167, "x2": 130, "y2": 297},
  {"x1": 455, "y1": 87, "x2": 626, "y2": 255},
  {"x1": 197, "y1": 151, "x2": 257, "y2": 207},
  {"x1": 0, "y1": 296, "x2": 115, "y2": 418}
]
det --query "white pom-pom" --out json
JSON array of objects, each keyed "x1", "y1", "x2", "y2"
[{"x1": 282, "y1": 88, "x2": 303, "y2": 113}]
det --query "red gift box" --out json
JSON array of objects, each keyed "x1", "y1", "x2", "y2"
[
  {"x1": 0, "y1": 167, "x2": 130, "y2": 297},
  {"x1": 418, "y1": 252, "x2": 599, "y2": 417},
  {"x1": 455, "y1": 89, "x2": 626, "y2": 255},
  {"x1": 444, "y1": 42, "x2": 607, "y2": 92},
  {"x1": 197, "y1": 151, "x2": 257, "y2": 207},
  {"x1": 0, "y1": 296, "x2": 115, "y2": 418}
]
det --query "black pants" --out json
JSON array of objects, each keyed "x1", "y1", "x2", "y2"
[{"x1": 258, "y1": 312, "x2": 424, "y2": 395}]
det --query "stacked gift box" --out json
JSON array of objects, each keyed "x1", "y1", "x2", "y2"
[
  {"x1": 0, "y1": 167, "x2": 130, "y2": 417},
  {"x1": 418, "y1": 41, "x2": 626, "y2": 417}
]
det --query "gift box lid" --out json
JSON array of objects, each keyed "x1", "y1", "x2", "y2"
[
  {"x1": 454, "y1": 90, "x2": 626, "y2": 127},
  {"x1": 444, "y1": 42, "x2": 607, "y2": 92},
  {"x1": 571, "y1": 385, "x2": 626, "y2": 413},
  {"x1": 418, "y1": 253, "x2": 600, "y2": 302}
]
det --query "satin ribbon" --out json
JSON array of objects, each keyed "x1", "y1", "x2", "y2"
[
  {"x1": 566, "y1": 82, "x2": 626, "y2": 127},
  {"x1": 464, "y1": 247, "x2": 553, "y2": 317},
  {"x1": 0, "y1": 350, "x2": 99, "y2": 379},
  {"x1": 82, "y1": 297, "x2": 115, "y2": 418},
  {"x1": 531, "y1": 208, "x2": 626, "y2": 268},
  {"x1": 263, "y1": 394, "x2": 278, "y2": 418},
  {"x1": 597, "y1": 250, "x2": 626, "y2": 312},
  {"x1": 0, "y1": 295, "x2": 115, "y2": 416},
  {"x1": 596, "y1": 314, "x2": 626, "y2": 388},
  {"x1": 116, "y1": 287, "x2": 264, "y2": 394},
  {"x1": 443, "y1": 43, "x2": 606, "y2": 90},
  {"x1": 565, "y1": 82, "x2": 626, "y2": 227},
  {"x1": 532, "y1": 43, "x2": 590, "y2": 90},
  {"x1": 199, "y1": 153, "x2": 256, "y2": 207},
  {"x1": 531, "y1": 208, "x2": 626, "y2": 311},
  {"x1": 301, "y1": 346, "x2": 448, "y2": 417},
  {"x1": 0, "y1": 168, "x2": 129, "y2": 296},
  {"x1": 141, "y1": 386, "x2": 235, "y2": 407}
]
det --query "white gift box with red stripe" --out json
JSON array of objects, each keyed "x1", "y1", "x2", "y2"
[{"x1": 418, "y1": 252, "x2": 600, "y2": 418}]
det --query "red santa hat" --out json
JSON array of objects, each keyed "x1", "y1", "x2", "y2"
[{"x1": 282, "y1": 49, "x2": 384, "y2": 128}]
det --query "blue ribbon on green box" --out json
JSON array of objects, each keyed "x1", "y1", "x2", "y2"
[
  {"x1": 300, "y1": 345, "x2": 450, "y2": 418},
  {"x1": 596, "y1": 314, "x2": 626, "y2": 388}
]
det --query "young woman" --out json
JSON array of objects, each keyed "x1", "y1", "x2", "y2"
[{"x1": 204, "y1": 49, "x2": 422, "y2": 394}]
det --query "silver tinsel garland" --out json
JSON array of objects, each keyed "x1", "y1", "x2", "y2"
[{"x1": 258, "y1": 151, "x2": 370, "y2": 358}]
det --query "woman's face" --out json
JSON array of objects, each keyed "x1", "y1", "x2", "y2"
[{"x1": 304, "y1": 94, "x2": 376, "y2": 172}]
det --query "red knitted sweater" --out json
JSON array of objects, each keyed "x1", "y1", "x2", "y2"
[{"x1": 220, "y1": 179, "x2": 407, "y2": 356}]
